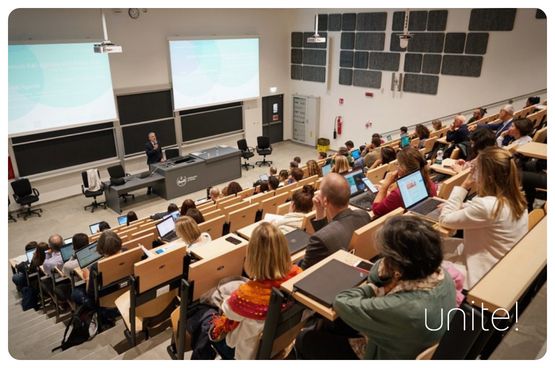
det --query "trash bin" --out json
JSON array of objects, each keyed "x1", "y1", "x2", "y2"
[{"x1": 317, "y1": 138, "x2": 330, "y2": 153}]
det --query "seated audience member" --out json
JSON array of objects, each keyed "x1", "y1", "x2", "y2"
[
  {"x1": 208, "y1": 222, "x2": 302, "y2": 360},
  {"x1": 288, "y1": 167, "x2": 304, "y2": 184},
  {"x1": 414, "y1": 124, "x2": 430, "y2": 149},
  {"x1": 439, "y1": 147, "x2": 528, "y2": 289},
  {"x1": 432, "y1": 119, "x2": 444, "y2": 132},
  {"x1": 451, "y1": 127, "x2": 496, "y2": 174},
  {"x1": 293, "y1": 156, "x2": 302, "y2": 166},
  {"x1": 256, "y1": 180, "x2": 269, "y2": 193},
  {"x1": 221, "y1": 186, "x2": 229, "y2": 196},
  {"x1": 98, "y1": 221, "x2": 111, "y2": 232},
  {"x1": 72, "y1": 230, "x2": 125, "y2": 323},
  {"x1": 226, "y1": 181, "x2": 243, "y2": 196},
  {"x1": 344, "y1": 140, "x2": 355, "y2": 151},
  {"x1": 498, "y1": 118, "x2": 533, "y2": 147},
  {"x1": 373, "y1": 147, "x2": 437, "y2": 217},
  {"x1": 372, "y1": 133, "x2": 385, "y2": 144},
  {"x1": 180, "y1": 198, "x2": 197, "y2": 216},
  {"x1": 175, "y1": 216, "x2": 211, "y2": 251},
  {"x1": 126, "y1": 211, "x2": 138, "y2": 226},
  {"x1": 362, "y1": 137, "x2": 382, "y2": 168},
  {"x1": 274, "y1": 185, "x2": 315, "y2": 233},
  {"x1": 186, "y1": 208, "x2": 205, "y2": 224},
  {"x1": 445, "y1": 114, "x2": 469, "y2": 158},
  {"x1": 472, "y1": 105, "x2": 514, "y2": 147},
  {"x1": 289, "y1": 161, "x2": 299, "y2": 170},
  {"x1": 253, "y1": 167, "x2": 278, "y2": 187},
  {"x1": 368, "y1": 146, "x2": 397, "y2": 171},
  {"x1": 296, "y1": 216, "x2": 457, "y2": 360},
  {"x1": 56, "y1": 233, "x2": 90, "y2": 308},
  {"x1": 12, "y1": 241, "x2": 47, "y2": 291},
  {"x1": 306, "y1": 159, "x2": 323, "y2": 178},
  {"x1": 209, "y1": 187, "x2": 221, "y2": 202},
  {"x1": 331, "y1": 147, "x2": 354, "y2": 167},
  {"x1": 151, "y1": 203, "x2": 179, "y2": 220},
  {"x1": 525, "y1": 96, "x2": 541, "y2": 108},
  {"x1": 330, "y1": 155, "x2": 350, "y2": 175},
  {"x1": 268, "y1": 176, "x2": 280, "y2": 191},
  {"x1": 40, "y1": 234, "x2": 67, "y2": 308},
  {"x1": 400, "y1": 126, "x2": 408, "y2": 136},
  {"x1": 318, "y1": 151, "x2": 327, "y2": 160},
  {"x1": 278, "y1": 169, "x2": 289, "y2": 187},
  {"x1": 467, "y1": 107, "x2": 487, "y2": 124},
  {"x1": 300, "y1": 173, "x2": 371, "y2": 269}
]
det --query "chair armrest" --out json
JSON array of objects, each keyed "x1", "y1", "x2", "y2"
[
  {"x1": 248, "y1": 146, "x2": 255, "y2": 152},
  {"x1": 33, "y1": 188, "x2": 40, "y2": 196},
  {"x1": 82, "y1": 184, "x2": 86, "y2": 194},
  {"x1": 12, "y1": 193, "x2": 19, "y2": 202}
]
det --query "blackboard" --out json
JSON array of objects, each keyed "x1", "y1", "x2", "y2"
[
  {"x1": 181, "y1": 103, "x2": 243, "y2": 142},
  {"x1": 121, "y1": 118, "x2": 177, "y2": 156},
  {"x1": 12, "y1": 123, "x2": 117, "y2": 177}
]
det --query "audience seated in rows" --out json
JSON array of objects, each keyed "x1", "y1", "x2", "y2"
[
  {"x1": 175, "y1": 216, "x2": 211, "y2": 252},
  {"x1": 186, "y1": 208, "x2": 205, "y2": 224},
  {"x1": 414, "y1": 124, "x2": 430, "y2": 149},
  {"x1": 317, "y1": 151, "x2": 327, "y2": 160},
  {"x1": 180, "y1": 199, "x2": 196, "y2": 216},
  {"x1": 472, "y1": 104, "x2": 514, "y2": 147},
  {"x1": 126, "y1": 211, "x2": 138, "y2": 226},
  {"x1": 498, "y1": 118, "x2": 533, "y2": 147},
  {"x1": 467, "y1": 107, "x2": 487, "y2": 124},
  {"x1": 432, "y1": 119, "x2": 444, "y2": 131},
  {"x1": 362, "y1": 137, "x2": 382, "y2": 168},
  {"x1": 330, "y1": 155, "x2": 350, "y2": 175},
  {"x1": 288, "y1": 167, "x2": 304, "y2": 185},
  {"x1": 445, "y1": 114, "x2": 469, "y2": 158},
  {"x1": 293, "y1": 156, "x2": 301, "y2": 166},
  {"x1": 368, "y1": 146, "x2": 396, "y2": 171},
  {"x1": 451, "y1": 127, "x2": 496, "y2": 174},
  {"x1": 209, "y1": 187, "x2": 221, "y2": 202},
  {"x1": 274, "y1": 185, "x2": 315, "y2": 233},
  {"x1": 151, "y1": 203, "x2": 179, "y2": 220},
  {"x1": 12, "y1": 241, "x2": 47, "y2": 291},
  {"x1": 55, "y1": 233, "x2": 90, "y2": 309},
  {"x1": 226, "y1": 181, "x2": 243, "y2": 196},
  {"x1": 305, "y1": 159, "x2": 323, "y2": 178},
  {"x1": 278, "y1": 170, "x2": 289, "y2": 186}
]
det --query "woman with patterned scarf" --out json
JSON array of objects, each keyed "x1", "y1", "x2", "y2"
[
  {"x1": 208, "y1": 222, "x2": 302, "y2": 359},
  {"x1": 295, "y1": 216, "x2": 457, "y2": 360}
]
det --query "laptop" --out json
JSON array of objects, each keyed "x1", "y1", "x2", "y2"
[
  {"x1": 139, "y1": 170, "x2": 151, "y2": 179},
  {"x1": 117, "y1": 215, "x2": 128, "y2": 226},
  {"x1": 25, "y1": 249, "x2": 36, "y2": 262},
  {"x1": 342, "y1": 168, "x2": 377, "y2": 211},
  {"x1": 400, "y1": 133, "x2": 411, "y2": 148},
  {"x1": 350, "y1": 149, "x2": 361, "y2": 160},
  {"x1": 89, "y1": 222, "x2": 101, "y2": 235},
  {"x1": 293, "y1": 259, "x2": 368, "y2": 308},
  {"x1": 60, "y1": 244, "x2": 74, "y2": 262},
  {"x1": 75, "y1": 241, "x2": 103, "y2": 269},
  {"x1": 284, "y1": 229, "x2": 312, "y2": 255},
  {"x1": 156, "y1": 216, "x2": 179, "y2": 242},
  {"x1": 397, "y1": 169, "x2": 445, "y2": 221},
  {"x1": 321, "y1": 163, "x2": 332, "y2": 176},
  {"x1": 64, "y1": 237, "x2": 73, "y2": 245},
  {"x1": 163, "y1": 210, "x2": 180, "y2": 222}
]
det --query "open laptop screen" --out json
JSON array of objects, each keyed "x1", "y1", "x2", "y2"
[
  {"x1": 75, "y1": 241, "x2": 102, "y2": 269},
  {"x1": 26, "y1": 249, "x2": 36, "y2": 262},
  {"x1": 351, "y1": 149, "x2": 361, "y2": 160},
  {"x1": 321, "y1": 163, "x2": 332, "y2": 176},
  {"x1": 342, "y1": 169, "x2": 366, "y2": 196},
  {"x1": 397, "y1": 170, "x2": 429, "y2": 208},
  {"x1": 117, "y1": 215, "x2": 128, "y2": 226},
  {"x1": 156, "y1": 216, "x2": 176, "y2": 238},
  {"x1": 60, "y1": 244, "x2": 74, "y2": 262},
  {"x1": 400, "y1": 134, "x2": 410, "y2": 148},
  {"x1": 89, "y1": 222, "x2": 101, "y2": 235},
  {"x1": 163, "y1": 210, "x2": 180, "y2": 222}
]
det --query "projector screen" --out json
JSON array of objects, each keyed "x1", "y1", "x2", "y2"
[
  {"x1": 8, "y1": 43, "x2": 117, "y2": 136},
  {"x1": 169, "y1": 38, "x2": 259, "y2": 110}
]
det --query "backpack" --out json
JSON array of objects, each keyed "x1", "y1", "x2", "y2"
[
  {"x1": 52, "y1": 305, "x2": 98, "y2": 352},
  {"x1": 21, "y1": 286, "x2": 39, "y2": 311}
]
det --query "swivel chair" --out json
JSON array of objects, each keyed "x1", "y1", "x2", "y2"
[
  {"x1": 165, "y1": 148, "x2": 180, "y2": 161},
  {"x1": 11, "y1": 178, "x2": 42, "y2": 221},
  {"x1": 107, "y1": 165, "x2": 135, "y2": 202},
  {"x1": 9, "y1": 197, "x2": 17, "y2": 223},
  {"x1": 237, "y1": 139, "x2": 255, "y2": 170},
  {"x1": 81, "y1": 170, "x2": 107, "y2": 213},
  {"x1": 255, "y1": 136, "x2": 273, "y2": 167}
]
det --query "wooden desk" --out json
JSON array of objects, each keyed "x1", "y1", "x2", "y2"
[
  {"x1": 236, "y1": 221, "x2": 263, "y2": 240},
  {"x1": 516, "y1": 142, "x2": 547, "y2": 160},
  {"x1": 437, "y1": 136, "x2": 450, "y2": 145},
  {"x1": 466, "y1": 216, "x2": 547, "y2": 316},
  {"x1": 9, "y1": 255, "x2": 26, "y2": 274},
  {"x1": 190, "y1": 234, "x2": 247, "y2": 260},
  {"x1": 430, "y1": 158, "x2": 457, "y2": 176},
  {"x1": 281, "y1": 250, "x2": 366, "y2": 321}
]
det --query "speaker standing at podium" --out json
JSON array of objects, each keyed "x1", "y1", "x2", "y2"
[{"x1": 145, "y1": 132, "x2": 165, "y2": 194}]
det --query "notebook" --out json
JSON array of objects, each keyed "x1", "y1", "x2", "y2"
[
  {"x1": 26, "y1": 249, "x2": 36, "y2": 262},
  {"x1": 350, "y1": 149, "x2": 361, "y2": 160},
  {"x1": 89, "y1": 222, "x2": 101, "y2": 235},
  {"x1": 284, "y1": 229, "x2": 312, "y2": 255},
  {"x1": 75, "y1": 241, "x2": 103, "y2": 269},
  {"x1": 342, "y1": 168, "x2": 376, "y2": 211},
  {"x1": 397, "y1": 169, "x2": 445, "y2": 222},
  {"x1": 60, "y1": 244, "x2": 74, "y2": 262},
  {"x1": 156, "y1": 216, "x2": 179, "y2": 242},
  {"x1": 117, "y1": 215, "x2": 128, "y2": 226},
  {"x1": 293, "y1": 259, "x2": 368, "y2": 308},
  {"x1": 321, "y1": 163, "x2": 332, "y2": 176}
]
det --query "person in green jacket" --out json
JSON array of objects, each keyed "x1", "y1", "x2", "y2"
[{"x1": 295, "y1": 216, "x2": 456, "y2": 360}]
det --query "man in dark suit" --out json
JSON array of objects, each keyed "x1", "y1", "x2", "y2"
[
  {"x1": 471, "y1": 104, "x2": 515, "y2": 146},
  {"x1": 444, "y1": 114, "x2": 469, "y2": 158},
  {"x1": 299, "y1": 173, "x2": 371, "y2": 269},
  {"x1": 145, "y1": 132, "x2": 165, "y2": 194}
]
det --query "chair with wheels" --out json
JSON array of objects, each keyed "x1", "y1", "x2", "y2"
[
  {"x1": 237, "y1": 139, "x2": 255, "y2": 170},
  {"x1": 256, "y1": 136, "x2": 273, "y2": 167},
  {"x1": 11, "y1": 178, "x2": 42, "y2": 220},
  {"x1": 8, "y1": 197, "x2": 17, "y2": 222},
  {"x1": 107, "y1": 165, "x2": 135, "y2": 202},
  {"x1": 81, "y1": 170, "x2": 107, "y2": 213}
]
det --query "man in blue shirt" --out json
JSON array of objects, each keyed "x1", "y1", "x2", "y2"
[{"x1": 471, "y1": 105, "x2": 514, "y2": 146}]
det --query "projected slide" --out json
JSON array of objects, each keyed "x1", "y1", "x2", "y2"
[
  {"x1": 169, "y1": 38, "x2": 259, "y2": 110},
  {"x1": 8, "y1": 43, "x2": 117, "y2": 136}
]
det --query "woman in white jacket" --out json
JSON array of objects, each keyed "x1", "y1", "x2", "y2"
[
  {"x1": 439, "y1": 147, "x2": 528, "y2": 289},
  {"x1": 274, "y1": 185, "x2": 315, "y2": 234}
]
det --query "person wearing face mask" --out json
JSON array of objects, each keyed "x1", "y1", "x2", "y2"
[{"x1": 438, "y1": 147, "x2": 528, "y2": 289}]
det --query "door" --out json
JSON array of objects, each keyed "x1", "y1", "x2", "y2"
[{"x1": 262, "y1": 94, "x2": 283, "y2": 144}]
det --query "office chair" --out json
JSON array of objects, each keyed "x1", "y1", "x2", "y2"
[
  {"x1": 8, "y1": 197, "x2": 17, "y2": 222},
  {"x1": 81, "y1": 170, "x2": 107, "y2": 213},
  {"x1": 255, "y1": 136, "x2": 273, "y2": 167},
  {"x1": 165, "y1": 148, "x2": 180, "y2": 161},
  {"x1": 107, "y1": 165, "x2": 135, "y2": 202},
  {"x1": 237, "y1": 139, "x2": 255, "y2": 170},
  {"x1": 11, "y1": 178, "x2": 42, "y2": 221}
]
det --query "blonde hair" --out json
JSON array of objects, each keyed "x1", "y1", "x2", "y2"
[
  {"x1": 306, "y1": 159, "x2": 323, "y2": 178},
  {"x1": 432, "y1": 119, "x2": 443, "y2": 131},
  {"x1": 397, "y1": 147, "x2": 433, "y2": 196},
  {"x1": 331, "y1": 155, "x2": 350, "y2": 174},
  {"x1": 175, "y1": 216, "x2": 201, "y2": 245},
  {"x1": 244, "y1": 222, "x2": 291, "y2": 281},
  {"x1": 476, "y1": 147, "x2": 527, "y2": 221}
]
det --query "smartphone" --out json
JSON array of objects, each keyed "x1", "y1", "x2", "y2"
[
  {"x1": 362, "y1": 177, "x2": 378, "y2": 193},
  {"x1": 259, "y1": 174, "x2": 269, "y2": 181},
  {"x1": 225, "y1": 236, "x2": 242, "y2": 245},
  {"x1": 353, "y1": 260, "x2": 373, "y2": 272}
]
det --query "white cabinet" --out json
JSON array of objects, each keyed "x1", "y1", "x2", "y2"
[{"x1": 292, "y1": 95, "x2": 320, "y2": 147}]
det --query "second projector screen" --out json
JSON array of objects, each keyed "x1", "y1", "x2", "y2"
[{"x1": 169, "y1": 38, "x2": 259, "y2": 111}]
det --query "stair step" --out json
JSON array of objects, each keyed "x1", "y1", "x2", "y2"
[
  {"x1": 9, "y1": 315, "x2": 67, "y2": 347},
  {"x1": 18, "y1": 324, "x2": 69, "y2": 357},
  {"x1": 80, "y1": 345, "x2": 120, "y2": 360},
  {"x1": 9, "y1": 309, "x2": 71, "y2": 334},
  {"x1": 113, "y1": 328, "x2": 173, "y2": 360}
]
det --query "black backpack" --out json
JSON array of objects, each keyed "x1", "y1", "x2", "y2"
[
  {"x1": 21, "y1": 286, "x2": 39, "y2": 311},
  {"x1": 52, "y1": 305, "x2": 98, "y2": 352}
]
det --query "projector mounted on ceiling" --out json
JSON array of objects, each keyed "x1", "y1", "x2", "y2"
[
  {"x1": 94, "y1": 9, "x2": 122, "y2": 54},
  {"x1": 307, "y1": 13, "x2": 326, "y2": 44}
]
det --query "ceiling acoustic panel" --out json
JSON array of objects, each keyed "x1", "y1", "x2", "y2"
[
  {"x1": 342, "y1": 13, "x2": 357, "y2": 31},
  {"x1": 291, "y1": 32, "x2": 303, "y2": 48},
  {"x1": 465, "y1": 33, "x2": 489, "y2": 55},
  {"x1": 404, "y1": 53, "x2": 423, "y2": 73},
  {"x1": 353, "y1": 70, "x2": 381, "y2": 88},
  {"x1": 291, "y1": 65, "x2": 302, "y2": 80},
  {"x1": 392, "y1": 11, "x2": 428, "y2": 31},
  {"x1": 407, "y1": 33, "x2": 445, "y2": 53},
  {"x1": 302, "y1": 49, "x2": 327, "y2": 66},
  {"x1": 469, "y1": 9, "x2": 516, "y2": 31},
  {"x1": 422, "y1": 54, "x2": 442, "y2": 74},
  {"x1": 339, "y1": 68, "x2": 353, "y2": 85},
  {"x1": 341, "y1": 32, "x2": 355, "y2": 50},
  {"x1": 444, "y1": 33, "x2": 466, "y2": 54},
  {"x1": 356, "y1": 12, "x2": 387, "y2": 31},
  {"x1": 340, "y1": 51, "x2": 354, "y2": 68},
  {"x1": 291, "y1": 48, "x2": 302, "y2": 64},
  {"x1": 317, "y1": 14, "x2": 328, "y2": 31},
  {"x1": 427, "y1": 10, "x2": 448, "y2": 31},
  {"x1": 355, "y1": 33, "x2": 386, "y2": 51},
  {"x1": 354, "y1": 51, "x2": 369, "y2": 69},
  {"x1": 441, "y1": 55, "x2": 483, "y2": 77},
  {"x1": 369, "y1": 52, "x2": 400, "y2": 71},
  {"x1": 403, "y1": 74, "x2": 439, "y2": 95},
  {"x1": 329, "y1": 14, "x2": 342, "y2": 31},
  {"x1": 302, "y1": 66, "x2": 326, "y2": 83}
]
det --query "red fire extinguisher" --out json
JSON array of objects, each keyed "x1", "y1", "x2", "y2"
[{"x1": 334, "y1": 116, "x2": 342, "y2": 139}]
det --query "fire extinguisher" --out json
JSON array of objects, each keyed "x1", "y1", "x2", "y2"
[{"x1": 334, "y1": 116, "x2": 342, "y2": 139}]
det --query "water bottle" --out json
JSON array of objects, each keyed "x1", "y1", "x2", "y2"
[{"x1": 435, "y1": 147, "x2": 444, "y2": 165}]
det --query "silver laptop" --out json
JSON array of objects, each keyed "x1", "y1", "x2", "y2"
[
  {"x1": 342, "y1": 168, "x2": 376, "y2": 211},
  {"x1": 60, "y1": 244, "x2": 74, "y2": 262},
  {"x1": 156, "y1": 216, "x2": 179, "y2": 242},
  {"x1": 75, "y1": 241, "x2": 103, "y2": 269},
  {"x1": 89, "y1": 222, "x2": 101, "y2": 235},
  {"x1": 25, "y1": 249, "x2": 36, "y2": 262},
  {"x1": 397, "y1": 169, "x2": 444, "y2": 221},
  {"x1": 321, "y1": 163, "x2": 332, "y2": 176}
]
